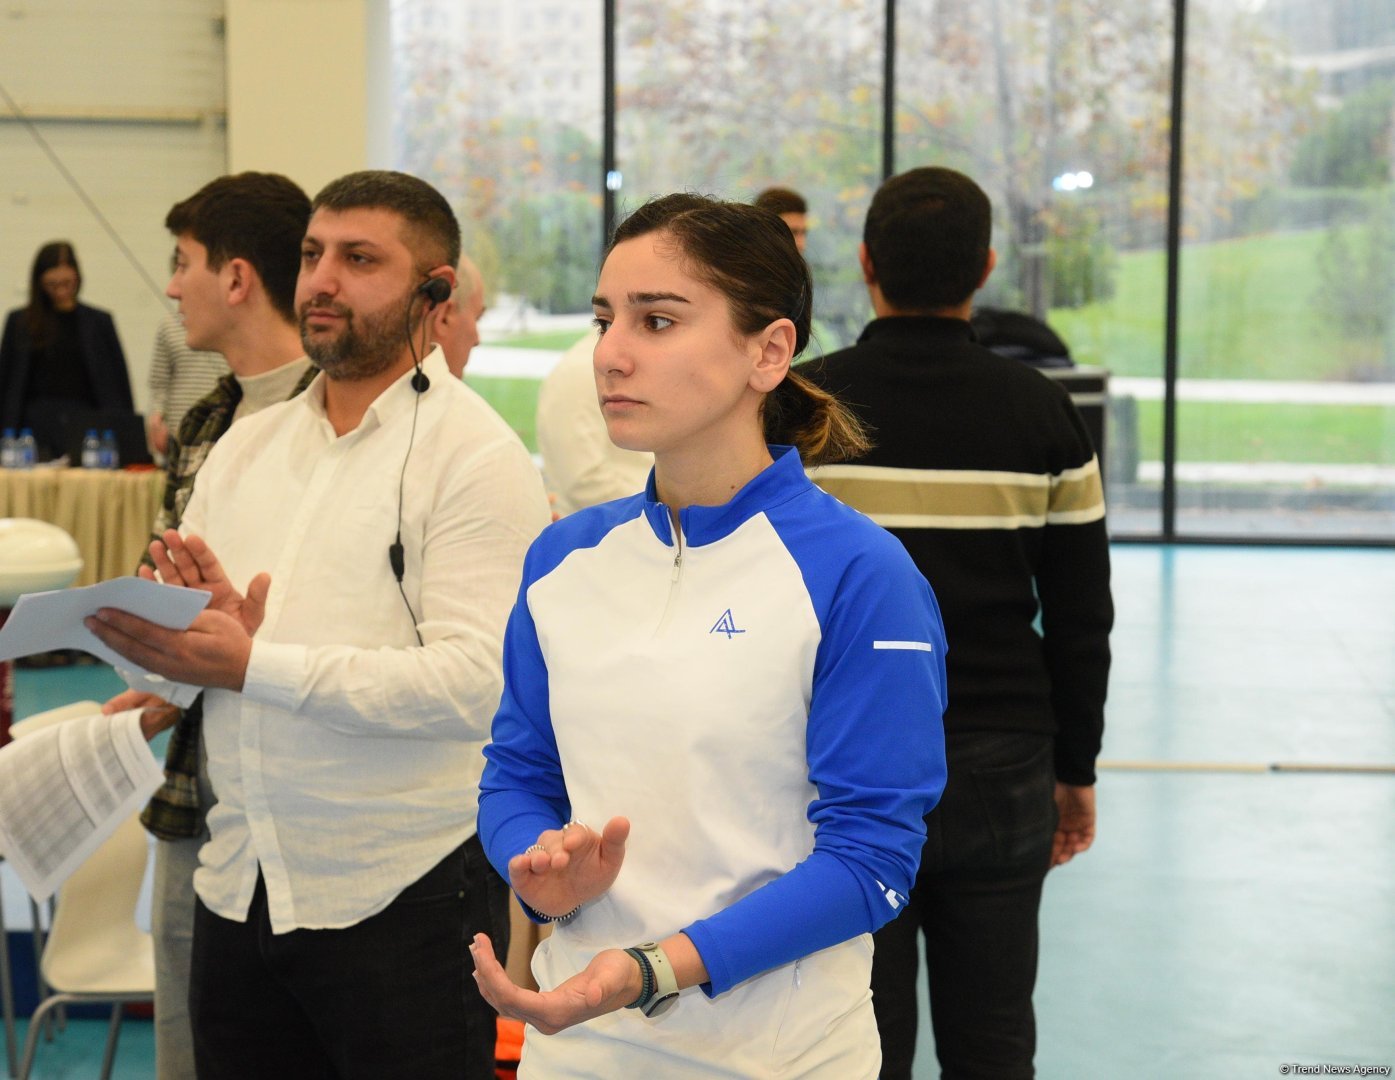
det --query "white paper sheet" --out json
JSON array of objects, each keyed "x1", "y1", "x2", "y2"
[
  {"x1": 0, "y1": 709, "x2": 163, "y2": 902},
  {"x1": 0, "y1": 575, "x2": 210, "y2": 672}
]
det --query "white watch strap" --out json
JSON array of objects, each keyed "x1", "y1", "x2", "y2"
[{"x1": 637, "y1": 942, "x2": 679, "y2": 1017}]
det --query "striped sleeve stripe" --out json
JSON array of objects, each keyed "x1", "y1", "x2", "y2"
[
  {"x1": 811, "y1": 458, "x2": 1105, "y2": 531},
  {"x1": 815, "y1": 463, "x2": 1052, "y2": 487},
  {"x1": 873, "y1": 640, "x2": 935, "y2": 652},
  {"x1": 1048, "y1": 457, "x2": 1106, "y2": 521}
]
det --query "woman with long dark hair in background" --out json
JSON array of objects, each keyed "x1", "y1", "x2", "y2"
[{"x1": 1, "y1": 241, "x2": 134, "y2": 459}]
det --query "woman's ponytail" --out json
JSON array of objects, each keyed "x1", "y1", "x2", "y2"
[{"x1": 763, "y1": 368, "x2": 871, "y2": 466}]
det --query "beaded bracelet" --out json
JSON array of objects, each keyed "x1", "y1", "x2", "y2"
[
  {"x1": 519, "y1": 837, "x2": 582, "y2": 923},
  {"x1": 623, "y1": 947, "x2": 656, "y2": 1011}
]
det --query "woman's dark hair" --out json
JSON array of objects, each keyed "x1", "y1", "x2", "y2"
[
  {"x1": 608, "y1": 194, "x2": 869, "y2": 465},
  {"x1": 26, "y1": 241, "x2": 81, "y2": 343}
]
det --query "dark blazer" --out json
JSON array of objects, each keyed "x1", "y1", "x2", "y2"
[{"x1": 0, "y1": 302, "x2": 135, "y2": 430}]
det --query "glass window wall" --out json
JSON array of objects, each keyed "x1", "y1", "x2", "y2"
[
  {"x1": 894, "y1": 0, "x2": 1175, "y2": 535},
  {"x1": 391, "y1": 0, "x2": 604, "y2": 448},
  {"x1": 1178, "y1": 0, "x2": 1395, "y2": 538},
  {"x1": 615, "y1": 0, "x2": 884, "y2": 352},
  {"x1": 389, "y1": 0, "x2": 1395, "y2": 543}
]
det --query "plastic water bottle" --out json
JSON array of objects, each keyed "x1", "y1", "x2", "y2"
[
  {"x1": 1, "y1": 428, "x2": 15, "y2": 469},
  {"x1": 16, "y1": 428, "x2": 37, "y2": 469},
  {"x1": 100, "y1": 429, "x2": 119, "y2": 470},
  {"x1": 81, "y1": 428, "x2": 102, "y2": 469}
]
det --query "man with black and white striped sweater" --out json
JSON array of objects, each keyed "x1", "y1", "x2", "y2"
[{"x1": 805, "y1": 166, "x2": 1113, "y2": 1080}]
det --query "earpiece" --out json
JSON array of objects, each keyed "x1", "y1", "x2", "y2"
[
  {"x1": 417, "y1": 276, "x2": 451, "y2": 308},
  {"x1": 407, "y1": 278, "x2": 447, "y2": 394}
]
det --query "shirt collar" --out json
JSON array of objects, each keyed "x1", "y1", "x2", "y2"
[
  {"x1": 640, "y1": 444, "x2": 811, "y2": 546},
  {"x1": 300, "y1": 346, "x2": 450, "y2": 435},
  {"x1": 858, "y1": 315, "x2": 976, "y2": 345}
]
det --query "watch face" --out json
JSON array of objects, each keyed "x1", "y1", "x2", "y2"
[{"x1": 644, "y1": 991, "x2": 679, "y2": 1018}]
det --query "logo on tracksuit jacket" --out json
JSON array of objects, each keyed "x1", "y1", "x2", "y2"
[{"x1": 709, "y1": 609, "x2": 745, "y2": 638}]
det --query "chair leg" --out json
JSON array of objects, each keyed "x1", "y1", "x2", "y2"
[
  {"x1": 26, "y1": 901, "x2": 62, "y2": 1037},
  {"x1": 25, "y1": 904, "x2": 48, "y2": 1043},
  {"x1": 98, "y1": 1003, "x2": 123, "y2": 1080},
  {"x1": 16, "y1": 995, "x2": 70, "y2": 1080},
  {"x1": 0, "y1": 893, "x2": 16, "y2": 1078}
]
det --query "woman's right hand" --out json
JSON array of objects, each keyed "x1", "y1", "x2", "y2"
[
  {"x1": 509, "y1": 816, "x2": 630, "y2": 919},
  {"x1": 471, "y1": 934, "x2": 641, "y2": 1035}
]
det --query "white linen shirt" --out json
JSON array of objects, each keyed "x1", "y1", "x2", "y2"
[{"x1": 172, "y1": 348, "x2": 548, "y2": 933}]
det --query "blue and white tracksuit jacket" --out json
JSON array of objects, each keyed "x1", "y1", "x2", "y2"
[{"x1": 479, "y1": 445, "x2": 948, "y2": 1078}]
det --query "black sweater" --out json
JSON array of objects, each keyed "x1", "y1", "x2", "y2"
[{"x1": 804, "y1": 316, "x2": 1112, "y2": 785}]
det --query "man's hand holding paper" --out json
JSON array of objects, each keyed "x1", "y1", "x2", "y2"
[
  {"x1": 0, "y1": 574, "x2": 210, "y2": 676},
  {"x1": 87, "y1": 531, "x2": 267, "y2": 692}
]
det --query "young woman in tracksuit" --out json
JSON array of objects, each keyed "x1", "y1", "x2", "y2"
[{"x1": 471, "y1": 194, "x2": 948, "y2": 1078}]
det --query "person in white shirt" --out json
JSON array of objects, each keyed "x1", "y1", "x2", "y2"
[
  {"x1": 536, "y1": 328, "x2": 653, "y2": 516},
  {"x1": 88, "y1": 170, "x2": 550, "y2": 1080}
]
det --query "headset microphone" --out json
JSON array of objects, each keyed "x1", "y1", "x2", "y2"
[
  {"x1": 389, "y1": 275, "x2": 452, "y2": 645},
  {"x1": 407, "y1": 277, "x2": 449, "y2": 394}
]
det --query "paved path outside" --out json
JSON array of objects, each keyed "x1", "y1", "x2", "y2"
[
  {"x1": 1112, "y1": 376, "x2": 1395, "y2": 406},
  {"x1": 1136, "y1": 461, "x2": 1395, "y2": 486}
]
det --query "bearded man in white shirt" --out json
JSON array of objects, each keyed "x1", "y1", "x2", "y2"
[{"x1": 89, "y1": 170, "x2": 551, "y2": 1080}]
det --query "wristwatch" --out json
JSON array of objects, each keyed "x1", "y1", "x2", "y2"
[{"x1": 623, "y1": 941, "x2": 680, "y2": 1018}]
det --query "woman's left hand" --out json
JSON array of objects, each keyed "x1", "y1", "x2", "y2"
[
  {"x1": 508, "y1": 816, "x2": 629, "y2": 920},
  {"x1": 470, "y1": 933, "x2": 641, "y2": 1035}
]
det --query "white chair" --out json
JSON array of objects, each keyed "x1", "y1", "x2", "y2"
[
  {"x1": 6, "y1": 701, "x2": 102, "y2": 741},
  {"x1": 16, "y1": 811, "x2": 153, "y2": 1080},
  {"x1": 0, "y1": 520, "x2": 84, "y2": 1077},
  {"x1": 6, "y1": 700, "x2": 104, "y2": 1054}
]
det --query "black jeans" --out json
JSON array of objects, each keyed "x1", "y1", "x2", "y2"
[
  {"x1": 188, "y1": 834, "x2": 510, "y2": 1080},
  {"x1": 872, "y1": 732, "x2": 1057, "y2": 1080}
]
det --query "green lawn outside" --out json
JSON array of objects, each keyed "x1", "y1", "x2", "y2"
[
  {"x1": 464, "y1": 373, "x2": 1395, "y2": 466},
  {"x1": 485, "y1": 228, "x2": 1385, "y2": 380},
  {"x1": 1131, "y1": 399, "x2": 1395, "y2": 463},
  {"x1": 464, "y1": 375, "x2": 542, "y2": 451},
  {"x1": 490, "y1": 328, "x2": 591, "y2": 350},
  {"x1": 468, "y1": 226, "x2": 1395, "y2": 467},
  {"x1": 1050, "y1": 226, "x2": 1386, "y2": 382}
]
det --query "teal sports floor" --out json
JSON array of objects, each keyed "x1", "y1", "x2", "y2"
[{"x1": 3, "y1": 544, "x2": 1392, "y2": 1077}]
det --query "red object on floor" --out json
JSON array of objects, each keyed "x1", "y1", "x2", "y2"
[{"x1": 495, "y1": 1017, "x2": 524, "y2": 1078}]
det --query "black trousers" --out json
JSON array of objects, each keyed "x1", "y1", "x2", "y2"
[
  {"x1": 188, "y1": 834, "x2": 510, "y2": 1080},
  {"x1": 872, "y1": 733, "x2": 1057, "y2": 1080}
]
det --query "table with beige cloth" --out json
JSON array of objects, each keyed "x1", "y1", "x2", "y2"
[{"x1": 0, "y1": 468, "x2": 164, "y2": 587}]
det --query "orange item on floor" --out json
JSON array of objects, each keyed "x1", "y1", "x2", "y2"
[{"x1": 495, "y1": 1016, "x2": 524, "y2": 1078}]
